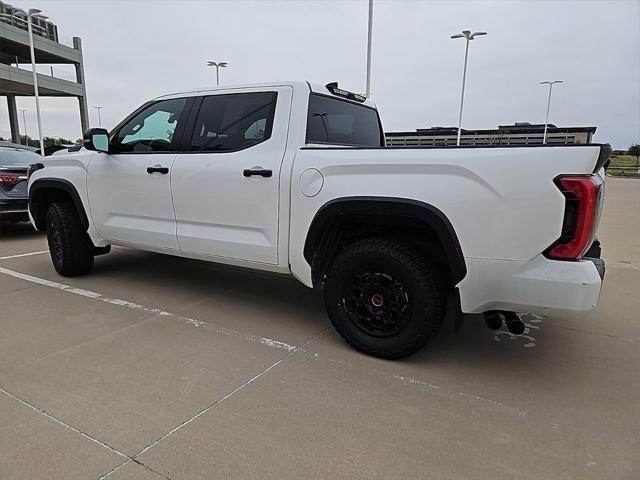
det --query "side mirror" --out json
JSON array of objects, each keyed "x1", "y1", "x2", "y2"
[{"x1": 83, "y1": 128, "x2": 110, "y2": 153}]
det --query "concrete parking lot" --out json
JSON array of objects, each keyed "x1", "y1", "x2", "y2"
[{"x1": 0, "y1": 177, "x2": 638, "y2": 480}]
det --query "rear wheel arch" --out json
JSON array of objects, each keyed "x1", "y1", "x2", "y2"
[
  {"x1": 29, "y1": 179, "x2": 89, "y2": 231},
  {"x1": 303, "y1": 197, "x2": 467, "y2": 287}
]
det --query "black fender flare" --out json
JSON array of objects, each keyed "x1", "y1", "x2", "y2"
[
  {"x1": 29, "y1": 178, "x2": 89, "y2": 231},
  {"x1": 303, "y1": 196, "x2": 467, "y2": 285}
]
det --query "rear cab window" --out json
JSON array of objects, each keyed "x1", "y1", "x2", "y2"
[
  {"x1": 306, "y1": 93, "x2": 383, "y2": 147},
  {"x1": 189, "y1": 92, "x2": 277, "y2": 152}
]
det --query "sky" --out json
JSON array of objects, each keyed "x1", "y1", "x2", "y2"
[{"x1": 1, "y1": 0, "x2": 639, "y2": 148}]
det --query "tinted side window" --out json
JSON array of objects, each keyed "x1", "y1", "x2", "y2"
[
  {"x1": 189, "y1": 92, "x2": 277, "y2": 152},
  {"x1": 113, "y1": 98, "x2": 187, "y2": 153},
  {"x1": 306, "y1": 94, "x2": 382, "y2": 147}
]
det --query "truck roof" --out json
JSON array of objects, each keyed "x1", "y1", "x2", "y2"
[{"x1": 154, "y1": 81, "x2": 377, "y2": 108}]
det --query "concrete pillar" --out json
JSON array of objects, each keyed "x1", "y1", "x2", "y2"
[
  {"x1": 77, "y1": 96, "x2": 89, "y2": 134},
  {"x1": 73, "y1": 37, "x2": 90, "y2": 134},
  {"x1": 6, "y1": 95, "x2": 21, "y2": 144}
]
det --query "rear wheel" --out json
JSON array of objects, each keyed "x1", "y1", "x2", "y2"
[
  {"x1": 46, "y1": 202, "x2": 94, "y2": 276},
  {"x1": 324, "y1": 238, "x2": 446, "y2": 359}
]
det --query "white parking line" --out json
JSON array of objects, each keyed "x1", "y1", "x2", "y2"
[
  {"x1": 0, "y1": 265, "x2": 297, "y2": 353},
  {"x1": 0, "y1": 257, "x2": 315, "y2": 480},
  {"x1": 0, "y1": 250, "x2": 49, "y2": 260}
]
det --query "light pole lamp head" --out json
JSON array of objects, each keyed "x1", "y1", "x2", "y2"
[
  {"x1": 470, "y1": 31, "x2": 487, "y2": 39},
  {"x1": 451, "y1": 30, "x2": 487, "y2": 40},
  {"x1": 207, "y1": 61, "x2": 228, "y2": 68},
  {"x1": 540, "y1": 80, "x2": 564, "y2": 86}
]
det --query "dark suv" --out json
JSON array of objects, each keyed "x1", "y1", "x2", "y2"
[{"x1": 0, "y1": 146, "x2": 41, "y2": 223}]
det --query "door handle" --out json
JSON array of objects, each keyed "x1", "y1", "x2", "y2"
[
  {"x1": 243, "y1": 167, "x2": 272, "y2": 178},
  {"x1": 147, "y1": 165, "x2": 169, "y2": 174}
]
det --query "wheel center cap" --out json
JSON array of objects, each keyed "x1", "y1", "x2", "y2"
[{"x1": 371, "y1": 293, "x2": 384, "y2": 308}]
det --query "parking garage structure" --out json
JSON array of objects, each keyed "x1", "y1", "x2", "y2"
[{"x1": 0, "y1": 3, "x2": 89, "y2": 144}]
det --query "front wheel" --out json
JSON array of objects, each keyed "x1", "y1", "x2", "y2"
[
  {"x1": 324, "y1": 238, "x2": 446, "y2": 359},
  {"x1": 46, "y1": 202, "x2": 94, "y2": 277}
]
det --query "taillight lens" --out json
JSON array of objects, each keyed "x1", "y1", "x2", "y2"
[
  {"x1": 0, "y1": 175, "x2": 20, "y2": 186},
  {"x1": 545, "y1": 175, "x2": 603, "y2": 261}
]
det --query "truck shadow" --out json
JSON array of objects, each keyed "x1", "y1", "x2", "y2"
[
  {"x1": 410, "y1": 313, "x2": 549, "y2": 368},
  {"x1": 91, "y1": 249, "x2": 562, "y2": 371},
  {"x1": 0, "y1": 221, "x2": 43, "y2": 240},
  {"x1": 92, "y1": 248, "x2": 327, "y2": 330}
]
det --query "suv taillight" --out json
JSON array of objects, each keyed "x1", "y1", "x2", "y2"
[
  {"x1": 0, "y1": 174, "x2": 20, "y2": 186},
  {"x1": 545, "y1": 175, "x2": 603, "y2": 261}
]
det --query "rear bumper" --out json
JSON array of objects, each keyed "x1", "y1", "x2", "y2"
[{"x1": 459, "y1": 253, "x2": 604, "y2": 317}]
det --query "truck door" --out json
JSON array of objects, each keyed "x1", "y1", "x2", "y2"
[
  {"x1": 170, "y1": 86, "x2": 292, "y2": 264},
  {"x1": 87, "y1": 97, "x2": 191, "y2": 250}
]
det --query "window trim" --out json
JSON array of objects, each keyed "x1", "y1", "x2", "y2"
[
  {"x1": 175, "y1": 91, "x2": 279, "y2": 154},
  {"x1": 108, "y1": 97, "x2": 194, "y2": 155},
  {"x1": 305, "y1": 92, "x2": 385, "y2": 147}
]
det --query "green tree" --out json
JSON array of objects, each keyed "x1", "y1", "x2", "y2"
[
  {"x1": 629, "y1": 144, "x2": 640, "y2": 168},
  {"x1": 17, "y1": 135, "x2": 75, "y2": 148},
  {"x1": 43, "y1": 136, "x2": 74, "y2": 146}
]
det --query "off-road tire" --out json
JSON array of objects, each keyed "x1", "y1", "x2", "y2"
[
  {"x1": 46, "y1": 202, "x2": 94, "y2": 276},
  {"x1": 324, "y1": 238, "x2": 446, "y2": 359}
]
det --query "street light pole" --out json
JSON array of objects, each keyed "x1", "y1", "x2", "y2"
[
  {"x1": 451, "y1": 30, "x2": 487, "y2": 146},
  {"x1": 22, "y1": 9, "x2": 47, "y2": 156},
  {"x1": 365, "y1": 0, "x2": 373, "y2": 98},
  {"x1": 20, "y1": 109, "x2": 28, "y2": 145},
  {"x1": 207, "y1": 61, "x2": 228, "y2": 86},
  {"x1": 540, "y1": 80, "x2": 563, "y2": 144},
  {"x1": 2, "y1": 9, "x2": 48, "y2": 155},
  {"x1": 94, "y1": 106, "x2": 103, "y2": 127}
]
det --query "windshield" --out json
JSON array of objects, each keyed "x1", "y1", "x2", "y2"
[
  {"x1": 306, "y1": 94, "x2": 383, "y2": 147},
  {"x1": 0, "y1": 148, "x2": 41, "y2": 167}
]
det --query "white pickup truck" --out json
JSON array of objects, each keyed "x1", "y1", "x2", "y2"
[{"x1": 28, "y1": 81, "x2": 608, "y2": 358}]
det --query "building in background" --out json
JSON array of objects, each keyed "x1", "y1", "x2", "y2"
[
  {"x1": 385, "y1": 123, "x2": 597, "y2": 147},
  {"x1": 0, "y1": 1, "x2": 88, "y2": 144},
  {"x1": 0, "y1": 1, "x2": 58, "y2": 41}
]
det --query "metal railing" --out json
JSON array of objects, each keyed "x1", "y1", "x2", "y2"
[{"x1": 6, "y1": 54, "x2": 79, "y2": 82}]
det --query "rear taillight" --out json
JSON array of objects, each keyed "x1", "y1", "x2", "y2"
[
  {"x1": 545, "y1": 175, "x2": 603, "y2": 261},
  {"x1": 0, "y1": 175, "x2": 20, "y2": 186}
]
